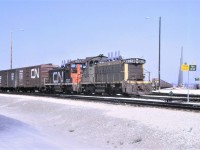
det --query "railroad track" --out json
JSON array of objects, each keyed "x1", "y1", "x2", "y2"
[
  {"x1": 1, "y1": 92, "x2": 200, "y2": 111},
  {"x1": 59, "y1": 94, "x2": 200, "y2": 111}
]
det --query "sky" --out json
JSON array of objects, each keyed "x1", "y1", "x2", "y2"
[{"x1": 0, "y1": 0, "x2": 199, "y2": 84}]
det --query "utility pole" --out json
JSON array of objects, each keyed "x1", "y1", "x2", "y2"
[
  {"x1": 178, "y1": 47, "x2": 183, "y2": 87},
  {"x1": 10, "y1": 32, "x2": 13, "y2": 69},
  {"x1": 10, "y1": 29, "x2": 24, "y2": 69},
  {"x1": 158, "y1": 16, "x2": 161, "y2": 90}
]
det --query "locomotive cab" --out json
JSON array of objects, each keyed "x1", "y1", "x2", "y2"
[
  {"x1": 80, "y1": 55, "x2": 108, "y2": 94},
  {"x1": 70, "y1": 62, "x2": 84, "y2": 93}
]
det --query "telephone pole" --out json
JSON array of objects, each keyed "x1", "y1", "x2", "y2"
[
  {"x1": 10, "y1": 32, "x2": 13, "y2": 69},
  {"x1": 158, "y1": 16, "x2": 161, "y2": 90}
]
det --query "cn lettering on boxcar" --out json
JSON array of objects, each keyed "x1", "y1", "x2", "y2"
[{"x1": 31, "y1": 68, "x2": 39, "y2": 79}]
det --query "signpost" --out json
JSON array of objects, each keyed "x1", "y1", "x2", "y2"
[
  {"x1": 181, "y1": 64, "x2": 189, "y2": 71},
  {"x1": 195, "y1": 78, "x2": 200, "y2": 81},
  {"x1": 181, "y1": 64, "x2": 196, "y2": 71},
  {"x1": 189, "y1": 65, "x2": 196, "y2": 71},
  {"x1": 181, "y1": 63, "x2": 197, "y2": 103}
]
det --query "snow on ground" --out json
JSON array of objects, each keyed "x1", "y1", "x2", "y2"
[
  {"x1": 0, "y1": 94, "x2": 200, "y2": 149},
  {"x1": 0, "y1": 115, "x2": 65, "y2": 150}
]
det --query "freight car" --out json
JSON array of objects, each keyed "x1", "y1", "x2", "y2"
[
  {"x1": 0, "y1": 64, "x2": 57, "y2": 92},
  {"x1": 46, "y1": 54, "x2": 152, "y2": 95}
]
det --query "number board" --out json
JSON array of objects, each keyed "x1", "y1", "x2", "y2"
[{"x1": 125, "y1": 58, "x2": 145, "y2": 64}]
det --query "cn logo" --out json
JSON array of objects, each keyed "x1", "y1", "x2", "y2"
[
  {"x1": 53, "y1": 72, "x2": 63, "y2": 83},
  {"x1": 31, "y1": 68, "x2": 39, "y2": 79}
]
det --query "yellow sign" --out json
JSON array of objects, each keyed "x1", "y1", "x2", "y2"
[{"x1": 181, "y1": 64, "x2": 189, "y2": 71}]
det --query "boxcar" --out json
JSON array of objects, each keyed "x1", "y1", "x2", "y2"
[
  {"x1": 0, "y1": 64, "x2": 57, "y2": 92},
  {"x1": 0, "y1": 69, "x2": 16, "y2": 91}
]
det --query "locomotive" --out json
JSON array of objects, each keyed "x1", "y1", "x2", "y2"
[{"x1": 0, "y1": 54, "x2": 152, "y2": 96}]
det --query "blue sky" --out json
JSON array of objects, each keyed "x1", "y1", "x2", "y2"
[{"x1": 0, "y1": 0, "x2": 199, "y2": 84}]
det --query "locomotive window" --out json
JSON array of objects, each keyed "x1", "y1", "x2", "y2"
[
  {"x1": 71, "y1": 64, "x2": 77, "y2": 73},
  {"x1": 89, "y1": 61, "x2": 93, "y2": 67},
  {"x1": 81, "y1": 64, "x2": 86, "y2": 69},
  {"x1": 94, "y1": 60, "x2": 98, "y2": 65},
  {"x1": 71, "y1": 64, "x2": 77, "y2": 68}
]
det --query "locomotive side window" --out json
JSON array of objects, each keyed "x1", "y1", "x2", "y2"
[
  {"x1": 89, "y1": 61, "x2": 93, "y2": 67},
  {"x1": 71, "y1": 64, "x2": 77, "y2": 73},
  {"x1": 94, "y1": 60, "x2": 98, "y2": 65},
  {"x1": 82, "y1": 64, "x2": 86, "y2": 69}
]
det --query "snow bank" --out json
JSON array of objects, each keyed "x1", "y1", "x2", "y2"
[{"x1": 0, "y1": 115, "x2": 64, "y2": 150}]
